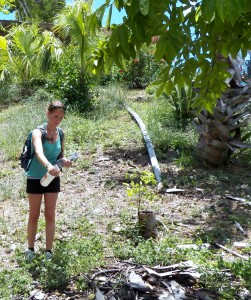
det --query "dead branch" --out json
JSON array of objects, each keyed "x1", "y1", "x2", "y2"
[{"x1": 214, "y1": 243, "x2": 249, "y2": 260}]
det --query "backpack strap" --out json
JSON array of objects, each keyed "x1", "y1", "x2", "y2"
[
  {"x1": 31, "y1": 124, "x2": 64, "y2": 160},
  {"x1": 37, "y1": 124, "x2": 47, "y2": 144},
  {"x1": 28, "y1": 125, "x2": 47, "y2": 164},
  {"x1": 57, "y1": 127, "x2": 64, "y2": 159}
]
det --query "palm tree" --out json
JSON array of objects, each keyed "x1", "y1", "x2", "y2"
[
  {"x1": 0, "y1": 23, "x2": 62, "y2": 92},
  {"x1": 53, "y1": 0, "x2": 94, "y2": 73}
]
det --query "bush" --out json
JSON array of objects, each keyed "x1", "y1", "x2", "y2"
[
  {"x1": 47, "y1": 51, "x2": 95, "y2": 112},
  {"x1": 0, "y1": 82, "x2": 23, "y2": 107},
  {"x1": 122, "y1": 50, "x2": 162, "y2": 89}
]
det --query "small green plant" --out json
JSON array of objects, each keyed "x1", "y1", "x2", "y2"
[
  {"x1": 13, "y1": 234, "x2": 104, "y2": 294},
  {"x1": 162, "y1": 80, "x2": 196, "y2": 129},
  {"x1": 0, "y1": 268, "x2": 32, "y2": 298},
  {"x1": 231, "y1": 258, "x2": 251, "y2": 289},
  {"x1": 124, "y1": 170, "x2": 157, "y2": 216},
  {"x1": 174, "y1": 150, "x2": 194, "y2": 169}
]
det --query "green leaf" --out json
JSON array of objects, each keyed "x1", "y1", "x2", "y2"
[
  {"x1": 114, "y1": 46, "x2": 125, "y2": 69},
  {"x1": 0, "y1": 36, "x2": 8, "y2": 67},
  {"x1": 215, "y1": 0, "x2": 225, "y2": 22},
  {"x1": 0, "y1": 36, "x2": 7, "y2": 52},
  {"x1": 177, "y1": 7, "x2": 184, "y2": 22},
  {"x1": 114, "y1": 0, "x2": 124, "y2": 10},
  {"x1": 110, "y1": 27, "x2": 119, "y2": 50},
  {"x1": 118, "y1": 25, "x2": 129, "y2": 55},
  {"x1": 128, "y1": 43, "x2": 136, "y2": 58},
  {"x1": 139, "y1": 0, "x2": 149, "y2": 16},
  {"x1": 241, "y1": 132, "x2": 251, "y2": 142},
  {"x1": 156, "y1": 83, "x2": 166, "y2": 97},
  {"x1": 130, "y1": 0, "x2": 139, "y2": 17},
  {"x1": 155, "y1": 39, "x2": 166, "y2": 61},
  {"x1": 201, "y1": 0, "x2": 216, "y2": 22},
  {"x1": 226, "y1": 0, "x2": 241, "y2": 26},
  {"x1": 106, "y1": 5, "x2": 113, "y2": 28},
  {"x1": 228, "y1": 39, "x2": 242, "y2": 58},
  {"x1": 195, "y1": 6, "x2": 202, "y2": 22}
]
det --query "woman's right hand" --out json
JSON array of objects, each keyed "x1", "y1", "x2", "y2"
[{"x1": 48, "y1": 164, "x2": 60, "y2": 176}]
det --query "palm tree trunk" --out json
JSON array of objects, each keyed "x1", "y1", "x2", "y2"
[{"x1": 193, "y1": 86, "x2": 251, "y2": 166}]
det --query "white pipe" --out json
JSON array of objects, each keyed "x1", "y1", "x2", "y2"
[{"x1": 125, "y1": 105, "x2": 163, "y2": 189}]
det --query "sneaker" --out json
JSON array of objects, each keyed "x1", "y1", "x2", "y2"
[
  {"x1": 26, "y1": 249, "x2": 35, "y2": 261},
  {"x1": 45, "y1": 251, "x2": 53, "y2": 260}
]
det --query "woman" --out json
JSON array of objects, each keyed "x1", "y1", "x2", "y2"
[{"x1": 25, "y1": 100, "x2": 72, "y2": 260}]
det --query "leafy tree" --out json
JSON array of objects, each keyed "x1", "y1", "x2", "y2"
[
  {"x1": 13, "y1": 0, "x2": 66, "y2": 22},
  {"x1": 51, "y1": 0, "x2": 98, "y2": 110},
  {"x1": 85, "y1": 0, "x2": 251, "y2": 165},
  {"x1": 89, "y1": 0, "x2": 251, "y2": 111},
  {"x1": 54, "y1": 0, "x2": 94, "y2": 72}
]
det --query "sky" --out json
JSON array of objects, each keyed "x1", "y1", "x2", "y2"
[{"x1": 0, "y1": 0, "x2": 126, "y2": 24}]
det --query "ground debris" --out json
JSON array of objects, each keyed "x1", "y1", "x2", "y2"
[{"x1": 87, "y1": 261, "x2": 213, "y2": 300}]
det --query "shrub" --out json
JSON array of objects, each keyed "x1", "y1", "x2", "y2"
[
  {"x1": 122, "y1": 50, "x2": 161, "y2": 89},
  {"x1": 47, "y1": 50, "x2": 95, "y2": 112}
]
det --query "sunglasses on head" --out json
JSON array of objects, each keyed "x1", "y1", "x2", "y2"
[{"x1": 48, "y1": 105, "x2": 66, "y2": 112}]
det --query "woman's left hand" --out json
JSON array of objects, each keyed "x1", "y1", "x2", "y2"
[{"x1": 62, "y1": 158, "x2": 73, "y2": 168}]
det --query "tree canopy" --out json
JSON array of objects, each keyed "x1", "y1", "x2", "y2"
[
  {"x1": 1, "y1": 0, "x2": 66, "y2": 22},
  {"x1": 14, "y1": 0, "x2": 66, "y2": 22},
  {"x1": 0, "y1": 0, "x2": 14, "y2": 13},
  {"x1": 90, "y1": 0, "x2": 251, "y2": 110}
]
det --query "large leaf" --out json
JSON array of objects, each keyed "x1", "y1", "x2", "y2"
[
  {"x1": 215, "y1": 0, "x2": 225, "y2": 22},
  {"x1": 114, "y1": 46, "x2": 125, "y2": 69},
  {"x1": 155, "y1": 38, "x2": 167, "y2": 62},
  {"x1": 226, "y1": 0, "x2": 242, "y2": 26},
  {"x1": 0, "y1": 36, "x2": 8, "y2": 68},
  {"x1": 106, "y1": 5, "x2": 113, "y2": 28},
  {"x1": 201, "y1": 0, "x2": 216, "y2": 22},
  {"x1": 114, "y1": 0, "x2": 124, "y2": 11},
  {"x1": 139, "y1": 0, "x2": 149, "y2": 16},
  {"x1": 130, "y1": 0, "x2": 139, "y2": 17},
  {"x1": 118, "y1": 25, "x2": 129, "y2": 55}
]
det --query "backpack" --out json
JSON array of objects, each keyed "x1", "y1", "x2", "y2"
[{"x1": 19, "y1": 124, "x2": 64, "y2": 172}]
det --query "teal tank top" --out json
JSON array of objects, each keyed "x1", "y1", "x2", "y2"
[{"x1": 26, "y1": 131, "x2": 61, "y2": 179}]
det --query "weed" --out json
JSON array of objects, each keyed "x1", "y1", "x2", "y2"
[
  {"x1": 174, "y1": 150, "x2": 194, "y2": 169},
  {"x1": 231, "y1": 258, "x2": 251, "y2": 289},
  {"x1": 12, "y1": 234, "x2": 104, "y2": 295},
  {"x1": 199, "y1": 267, "x2": 237, "y2": 299},
  {"x1": 0, "y1": 268, "x2": 32, "y2": 299}
]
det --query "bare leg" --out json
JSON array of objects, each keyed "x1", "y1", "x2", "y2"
[
  {"x1": 27, "y1": 194, "x2": 43, "y2": 249},
  {"x1": 44, "y1": 192, "x2": 58, "y2": 251}
]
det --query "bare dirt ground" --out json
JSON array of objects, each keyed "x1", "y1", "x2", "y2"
[{"x1": 1, "y1": 138, "x2": 251, "y2": 298}]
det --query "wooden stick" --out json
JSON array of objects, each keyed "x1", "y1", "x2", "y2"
[
  {"x1": 214, "y1": 243, "x2": 249, "y2": 260},
  {"x1": 91, "y1": 269, "x2": 121, "y2": 280}
]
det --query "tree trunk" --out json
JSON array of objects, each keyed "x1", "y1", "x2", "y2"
[
  {"x1": 193, "y1": 85, "x2": 251, "y2": 166},
  {"x1": 194, "y1": 134, "x2": 229, "y2": 166}
]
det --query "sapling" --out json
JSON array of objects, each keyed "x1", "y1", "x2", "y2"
[{"x1": 124, "y1": 171, "x2": 158, "y2": 237}]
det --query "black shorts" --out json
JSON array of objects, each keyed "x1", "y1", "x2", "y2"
[{"x1": 26, "y1": 177, "x2": 61, "y2": 194}]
